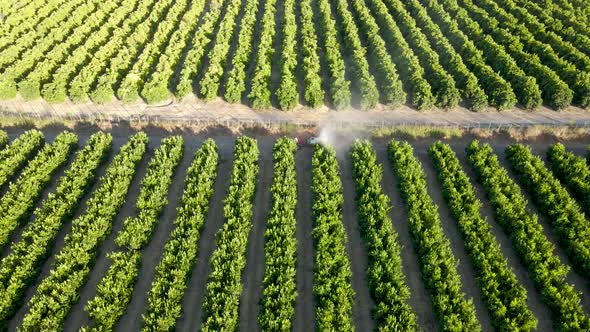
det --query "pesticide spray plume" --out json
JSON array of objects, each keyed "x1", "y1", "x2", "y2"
[{"x1": 314, "y1": 112, "x2": 371, "y2": 156}]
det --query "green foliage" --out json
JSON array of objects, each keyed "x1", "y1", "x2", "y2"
[
  {"x1": 173, "y1": 0, "x2": 226, "y2": 98},
  {"x1": 141, "y1": 0, "x2": 207, "y2": 103},
  {"x1": 299, "y1": 0, "x2": 325, "y2": 107},
  {"x1": 429, "y1": 142, "x2": 536, "y2": 331},
  {"x1": 0, "y1": 131, "x2": 77, "y2": 251},
  {"x1": 437, "y1": 0, "x2": 542, "y2": 109},
  {"x1": 117, "y1": 0, "x2": 191, "y2": 102},
  {"x1": 89, "y1": 0, "x2": 176, "y2": 103},
  {"x1": 41, "y1": 0, "x2": 141, "y2": 103},
  {"x1": 0, "y1": 0, "x2": 100, "y2": 101},
  {"x1": 198, "y1": 0, "x2": 244, "y2": 101},
  {"x1": 483, "y1": 0, "x2": 590, "y2": 73},
  {"x1": 201, "y1": 137, "x2": 259, "y2": 331},
  {"x1": 276, "y1": 0, "x2": 299, "y2": 111},
  {"x1": 311, "y1": 145, "x2": 354, "y2": 331},
  {"x1": 383, "y1": 0, "x2": 461, "y2": 108},
  {"x1": 20, "y1": 133, "x2": 147, "y2": 331},
  {"x1": 388, "y1": 140, "x2": 480, "y2": 332},
  {"x1": 69, "y1": 0, "x2": 160, "y2": 102},
  {"x1": 506, "y1": 144, "x2": 590, "y2": 279},
  {"x1": 366, "y1": 0, "x2": 434, "y2": 109},
  {"x1": 223, "y1": 0, "x2": 260, "y2": 104},
  {"x1": 402, "y1": 0, "x2": 488, "y2": 110},
  {"x1": 467, "y1": 140, "x2": 590, "y2": 331},
  {"x1": 115, "y1": 136, "x2": 184, "y2": 250},
  {"x1": 422, "y1": 0, "x2": 517, "y2": 110},
  {"x1": 0, "y1": 132, "x2": 111, "y2": 326},
  {"x1": 0, "y1": 129, "x2": 44, "y2": 188},
  {"x1": 247, "y1": 0, "x2": 278, "y2": 110},
  {"x1": 83, "y1": 136, "x2": 184, "y2": 331},
  {"x1": 142, "y1": 139, "x2": 218, "y2": 331},
  {"x1": 259, "y1": 138, "x2": 298, "y2": 330},
  {"x1": 333, "y1": 0, "x2": 380, "y2": 110},
  {"x1": 316, "y1": 0, "x2": 352, "y2": 109},
  {"x1": 456, "y1": 0, "x2": 573, "y2": 110},
  {"x1": 350, "y1": 140, "x2": 417, "y2": 330},
  {"x1": 548, "y1": 143, "x2": 590, "y2": 216},
  {"x1": 0, "y1": 131, "x2": 7, "y2": 149}
]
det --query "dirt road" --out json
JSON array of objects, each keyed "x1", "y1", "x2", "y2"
[{"x1": 3, "y1": 98, "x2": 590, "y2": 129}]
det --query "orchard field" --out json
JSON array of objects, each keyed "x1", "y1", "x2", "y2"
[
  {"x1": 0, "y1": 128, "x2": 589, "y2": 331},
  {"x1": 1, "y1": 0, "x2": 590, "y2": 111}
]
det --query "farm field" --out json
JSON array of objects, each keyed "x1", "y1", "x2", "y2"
[
  {"x1": 0, "y1": 128, "x2": 589, "y2": 331},
  {"x1": 1, "y1": 0, "x2": 590, "y2": 112}
]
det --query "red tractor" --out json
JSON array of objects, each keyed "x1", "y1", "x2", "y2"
[{"x1": 294, "y1": 136, "x2": 319, "y2": 148}]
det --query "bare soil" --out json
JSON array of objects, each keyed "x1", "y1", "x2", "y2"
[
  {"x1": 175, "y1": 140, "x2": 235, "y2": 331},
  {"x1": 3, "y1": 128, "x2": 590, "y2": 331},
  {"x1": 415, "y1": 150, "x2": 494, "y2": 332},
  {"x1": 337, "y1": 154, "x2": 375, "y2": 331},
  {"x1": 293, "y1": 146, "x2": 316, "y2": 332},
  {"x1": 498, "y1": 146, "x2": 590, "y2": 314},
  {"x1": 453, "y1": 145, "x2": 555, "y2": 331},
  {"x1": 239, "y1": 140, "x2": 274, "y2": 332},
  {"x1": 113, "y1": 138, "x2": 200, "y2": 330},
  {"x1": 5, "y1": 135, "x2": 124, "y2": 331},
  {"x1": 374, "y1": 143, "x2": 439, "y2": 331}
]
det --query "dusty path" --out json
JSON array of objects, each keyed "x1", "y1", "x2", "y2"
[
  {"x1": 239, "y1": 140, "x2": 274, "y2": 332},
  {"x1": 337, "y1": 154, "x2": 375, "y2": 331},
  {"x1": 374, "y1": 142, "x2": 439, "y2": 331},
  {"x1": 5, "y1": 135, "x2": 113, "y2": 331},
  {"x1": 497, "y1": 147, "x2": 590, "y2": 314},
  {"x1": 62, "y1": 138, "x2": 155, "y2": 331},
  {"x1": 452, "y1": 144, "x2": 555, "y2": 331},
  {"x1": 175, "y1": 140, "x2": 235, "y2": 331},
  {"x1": 416, "y1": 150, "x2": 494, "y2": 332},
  {"x1": 3, "y1": 98, "x2": 590, "y2": 129},
  {"x1": 292, "y1": 146, "x2": 316, "y2": 332},
  {"x1": 114, "y1": 138, "x2": 200, "y2": 330}
]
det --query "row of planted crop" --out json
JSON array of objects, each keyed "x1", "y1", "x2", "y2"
[
  {"x1": 115, "y1": 0, "x2": 192, "y2": 102},
  {"x1": 0, "y1": 132, "x2": 78, "y2": 250},
  {"x1": 428, "y1": 142, "x2": 536, "y2": 331},
  {"x1": 4, "y1": 129, "x2": 590, "y2": 331},
  {"x1": 400, "y1": 0, "x2": 489, "y2": 110},
  {"x1": 349, "y1": 141, "x2": 417, "y2": 330},
  {"x1": 19, "y1": 133, "x2": 148, "y2": 330},
  {"x1": 439, "y1": 0, "x2": 590, "y2": 108},
  {"x1": 506, "y1": 144, "x2": 590, "y2": 279},
  {"x1": 331, "y1": 0, "x2": 379, "y2": 110},
  {"x1": 448, "y1": 0, "x2": 580, "y2": 109},
  {"x1": 311, "y1": 144, "x2": 355, "y2": 330},
  {"x1": 0, "y1": 132, "x2": 112, "y2": 327},
  {"x1": 258, "y1": 138, "x2": 298, "y2": 329},
  {"x1": 82, "y1": 136, "x2": 184, "y2": 330},
  {"x1": 89, "y1": 0, "x2": 175, "y2": 103},
  {"x1": 316, "y1": 0, "x2": 351, "y2": 109},
  {"x1": 68, "y1": 0, "x2": 159, "y2": 102},
  {"x1": 173, "y1": 0, "x2": 228, "y2": 100},
  {"x1": 0, "y1": 129, "x2": 44, "y2": 188},
  {"x1": 200, "y1": 137, "x2": 259, "y2": 330},
  {"x1": 141, "y1": 139, "x2": 218, "y2": 330},
  {"x1": 388, "y1": 141, "x2": 481, "y2": 331},
  {"x1": 467, "y1": 141, "x2": 590, "y2": 330},
  {"x1": 385, "y1": 0, "x2": 461, "y2": 109},
  {"x1": 247, "y1": 0, "x2": 279, "y2": 110}
]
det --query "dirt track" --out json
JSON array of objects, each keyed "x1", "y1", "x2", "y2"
[
  {"x1": 3, "y1": 98, "x2": 590, "y2": 129},
  {"x1": 2, "y1": 127, "x2": 590, "y2": 331}
]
